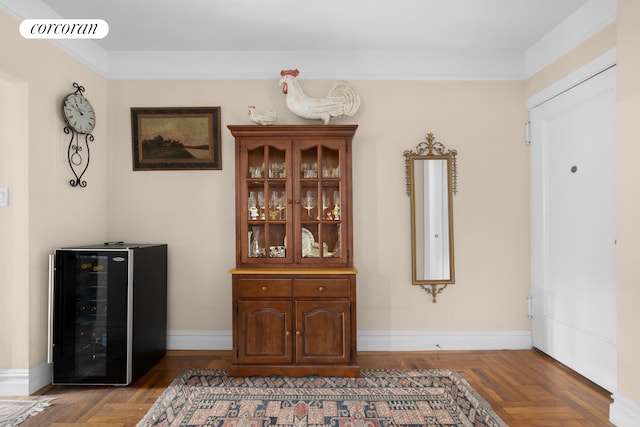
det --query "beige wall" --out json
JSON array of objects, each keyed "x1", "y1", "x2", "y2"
[
  {"x1": 0, "y1": 77, "x2": 29, "y2": 368},
  {"x1": 4, "y1": 8, "x2": 628, "y2": 400},
  {"x1": 106, "y1": 79, "x2": 531, "y2": 333},
  {"x1": 615, "y1": 0, "x2": 640, "y2": 405},
  {"x1": 1, "y1": 6, "x2": 531, "y2": 372},
  {"x1": 0, "y1": 12, "x2": 109, "y2": 370}
]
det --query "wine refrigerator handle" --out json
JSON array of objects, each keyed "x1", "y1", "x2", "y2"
[{"x1": 47, "y1": 253, "x2": 54, "y2": 364}]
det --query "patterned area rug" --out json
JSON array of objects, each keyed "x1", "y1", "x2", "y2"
[
  {"x1": 0, "y1": 398, "x2": 54, "y2": 426},
  {"x1": 137, "y1": 369, "x2": 507, "y2": 427}
]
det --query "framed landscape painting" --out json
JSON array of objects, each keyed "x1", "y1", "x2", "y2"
[{"x1": 131, "y1": 107, "x2": 221, "y2": 170}]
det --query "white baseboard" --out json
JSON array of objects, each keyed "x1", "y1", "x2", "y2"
[
  {"x1": 167, "y1": 329, "x2": 533, "y2": 352},
  {"x1": 610, "y1": 393, "x2": 640, "y2": 427},
  {"x1": 0, "y1": 362, "x2": 51, "y2": 396},
  {"x1": 1, "y1": 330, "x2": 532, "y2": 396},
  {"x1": 167, "y1": 330, "x2": 232, "y2": 350},
  {"x1": 0, "y1": 368, "x2": 29, "y2": 396},
  {"x1": 356, "y1": 330, "x2": 532, "y2": 351}
]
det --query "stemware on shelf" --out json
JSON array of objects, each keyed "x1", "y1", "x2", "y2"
[
  {"x1": 322, "y1": 191, "x2": 330, "y2": 220},
  {"x1": 269, "y1": 191, "x2": 279, "y2": 220},
  {"x1": 248, "y1": 191, "x2": 258, "y2": 220},
  {"x1": 257, "y1": 191, "x2": 265, "y2": 220},
  {"x1": 303, "y1": 190, "x2": 316, "y2": 220},
  {"x1": 277, "y1": 191, "x2": 286, "y2": 220}
]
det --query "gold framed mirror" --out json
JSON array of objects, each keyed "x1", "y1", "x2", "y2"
[{"x1": 404, "y1": 133, "x2": 457, "y2": 303}]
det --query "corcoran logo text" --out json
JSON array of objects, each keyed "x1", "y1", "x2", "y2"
[{"x1": 20, "y1": 19, "x2": 109, "y2": 39}]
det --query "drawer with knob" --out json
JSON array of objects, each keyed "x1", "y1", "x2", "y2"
[
  {"x1": 235, "y1": 278, "x2": 292, "y2": 298},
  {"x1": 293, "y1": 278, "x2": 350, "y2": 298}
]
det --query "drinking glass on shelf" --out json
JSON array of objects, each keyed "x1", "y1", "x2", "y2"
[
  {"x1": 276, "y1": 191, "x2": 286, "y2": 220},
  {"x1": 322, "y1": 191, "x2": 330, "y2": 219},
  {"x1": 269, "y1": 191, "x2": 279, "y2": 220},
  {"x1": 303, "y1": 190, "x2": 316, "y2": 220},
  {"x1": 269, "y1": 161, "x2": 286, "y2": 178},
  {"x1": 269, "y1": 162, "x2": 278, "y2": 178},
  {"x1": 257, "y1": 191, "x2": 265, "y2": 220},
  {"x1": 301, "y1": 162, "x2": 318, "y2": 178},
  {"x1": 250, "y1": 226, "x2": 264, "y2": 257},
  {"x1": 248, "y1": 191, "x2": 258, "y2": 220},
  {"x1": 249, "y1": 164, "x2": 263, "y2": 178},
  {"x1": 334, "y1": 224, "x2": 341, "y2": 256}
]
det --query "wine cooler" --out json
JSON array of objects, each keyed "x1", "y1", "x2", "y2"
[{"x1": 49, "y1": 243, "x2": 167, "y2": 385}]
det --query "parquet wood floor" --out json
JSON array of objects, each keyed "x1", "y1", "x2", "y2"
[{"x1": 8, "y1": 349, "x2": 613, "y2": 426}]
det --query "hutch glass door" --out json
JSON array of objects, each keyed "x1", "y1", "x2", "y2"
[
  {"x1": 241, "y1": 140, "x2": 292, "y2": 264},
  {"x1": 239, "y1": 138, "x2": 349, "y2": 266},
  {"x1": 294, "y1": 140, "x2": 347, "y2": 265}
]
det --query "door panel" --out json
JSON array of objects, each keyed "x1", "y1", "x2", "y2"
[
  {"x1": 237, "y1": 300, "x2": 292, "y2": 364},
  {"x1": 530, "y1": 66, "x2": 616, "y2": 392},
  {"x1": 296, "y1": 300, "x2": 350, "y2": 364}
]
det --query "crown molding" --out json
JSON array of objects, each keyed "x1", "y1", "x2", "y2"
[
  {"x1": 524, "y1": 0, "x2": 616, "y2": 79},
  {"x1": 0, "y1": 0, "x2": 615, "y2": 81}
]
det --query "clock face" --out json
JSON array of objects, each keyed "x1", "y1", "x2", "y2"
[{"x1": 62, "y1": 93, "x2": 96, "y2": 134}]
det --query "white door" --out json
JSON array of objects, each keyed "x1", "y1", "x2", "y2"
[{"x1": 529, "y1": 66, "x2": 617, "y2": 392}]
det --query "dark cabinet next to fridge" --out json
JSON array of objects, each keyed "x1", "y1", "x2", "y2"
[{"x1": 49, "y1": 243, "x2": 167, "y2": 385}]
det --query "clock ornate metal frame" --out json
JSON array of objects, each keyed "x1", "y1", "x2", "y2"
[{"x1": 62, "y1": 82, "x2": 95, "y2": 188}]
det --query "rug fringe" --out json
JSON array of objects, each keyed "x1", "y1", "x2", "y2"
[{"x1": 0, "y1": 397, "x2": 55, "y2": 427}]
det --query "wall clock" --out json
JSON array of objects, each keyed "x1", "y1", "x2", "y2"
[
  {"x1": 62, "y1": 88, "x2": 96, "y2": 134},
  {"x1": 62, "y1": 82, "x2": 95, "y2": 188}
]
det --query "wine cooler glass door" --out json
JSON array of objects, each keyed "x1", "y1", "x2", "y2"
[{"x1": 52, "y1": 250, "x2": 130, "y2": 384}]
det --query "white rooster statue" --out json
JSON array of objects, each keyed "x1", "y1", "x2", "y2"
[
  {"x1": 248, "y1": 106, "x2": 279, "y2": 125},
  {"x1": 279, "y1": 69, "x2": 361, "y2": 124}
]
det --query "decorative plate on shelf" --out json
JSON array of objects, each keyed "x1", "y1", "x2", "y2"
[{"x1": 302, "y1": 227, "x2": 314, "y2": 256}]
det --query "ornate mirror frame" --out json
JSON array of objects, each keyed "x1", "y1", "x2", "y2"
[{"x1": 404, "y1": 133, "x2": 457, "y2": 303}]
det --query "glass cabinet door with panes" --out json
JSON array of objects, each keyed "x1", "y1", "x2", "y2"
[
  {"x1": 228, "y1": 125, "x2": 359, "y2": 377},
  {"x1": 229, "y1": 125, "x2": 356, "y2": 269}
]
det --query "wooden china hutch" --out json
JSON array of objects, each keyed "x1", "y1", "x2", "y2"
[{"x1": 228, "y1": 124, "x2": 359, "y2": 377}]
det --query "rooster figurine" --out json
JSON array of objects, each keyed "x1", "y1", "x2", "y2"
[
  {"x1": 279, "y1": 69, "x2": 361, "y2": 124},
  {"x1": 248, "y1": 106, "x2": 279, "y2": 125}
]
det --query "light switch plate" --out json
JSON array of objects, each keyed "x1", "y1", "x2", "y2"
[{"x1": 0, "y1": 188, "x2": 8, "y2": 207}]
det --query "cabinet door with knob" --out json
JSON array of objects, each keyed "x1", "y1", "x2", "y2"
[
  {"x1": 236, "y1": 300, "x2": 292, "y2": 365},
  {"x1": 231, "y1": 273, "x2": 358, "y2": 376},
  {"x1": 295, "y1": 300, "x2": 351, "y2": 365}
]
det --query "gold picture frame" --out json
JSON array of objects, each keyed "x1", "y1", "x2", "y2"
[{"x1": 131, "y1": 107, "x2": 221, "y2": 170}]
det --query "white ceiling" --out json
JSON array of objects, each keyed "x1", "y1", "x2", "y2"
[
  {"x1": 41, "y1": 0, "x2": 587, "y2": 52},
  {"x1": 1, "y1": 0, "x2": 616, "y2": 79}
]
